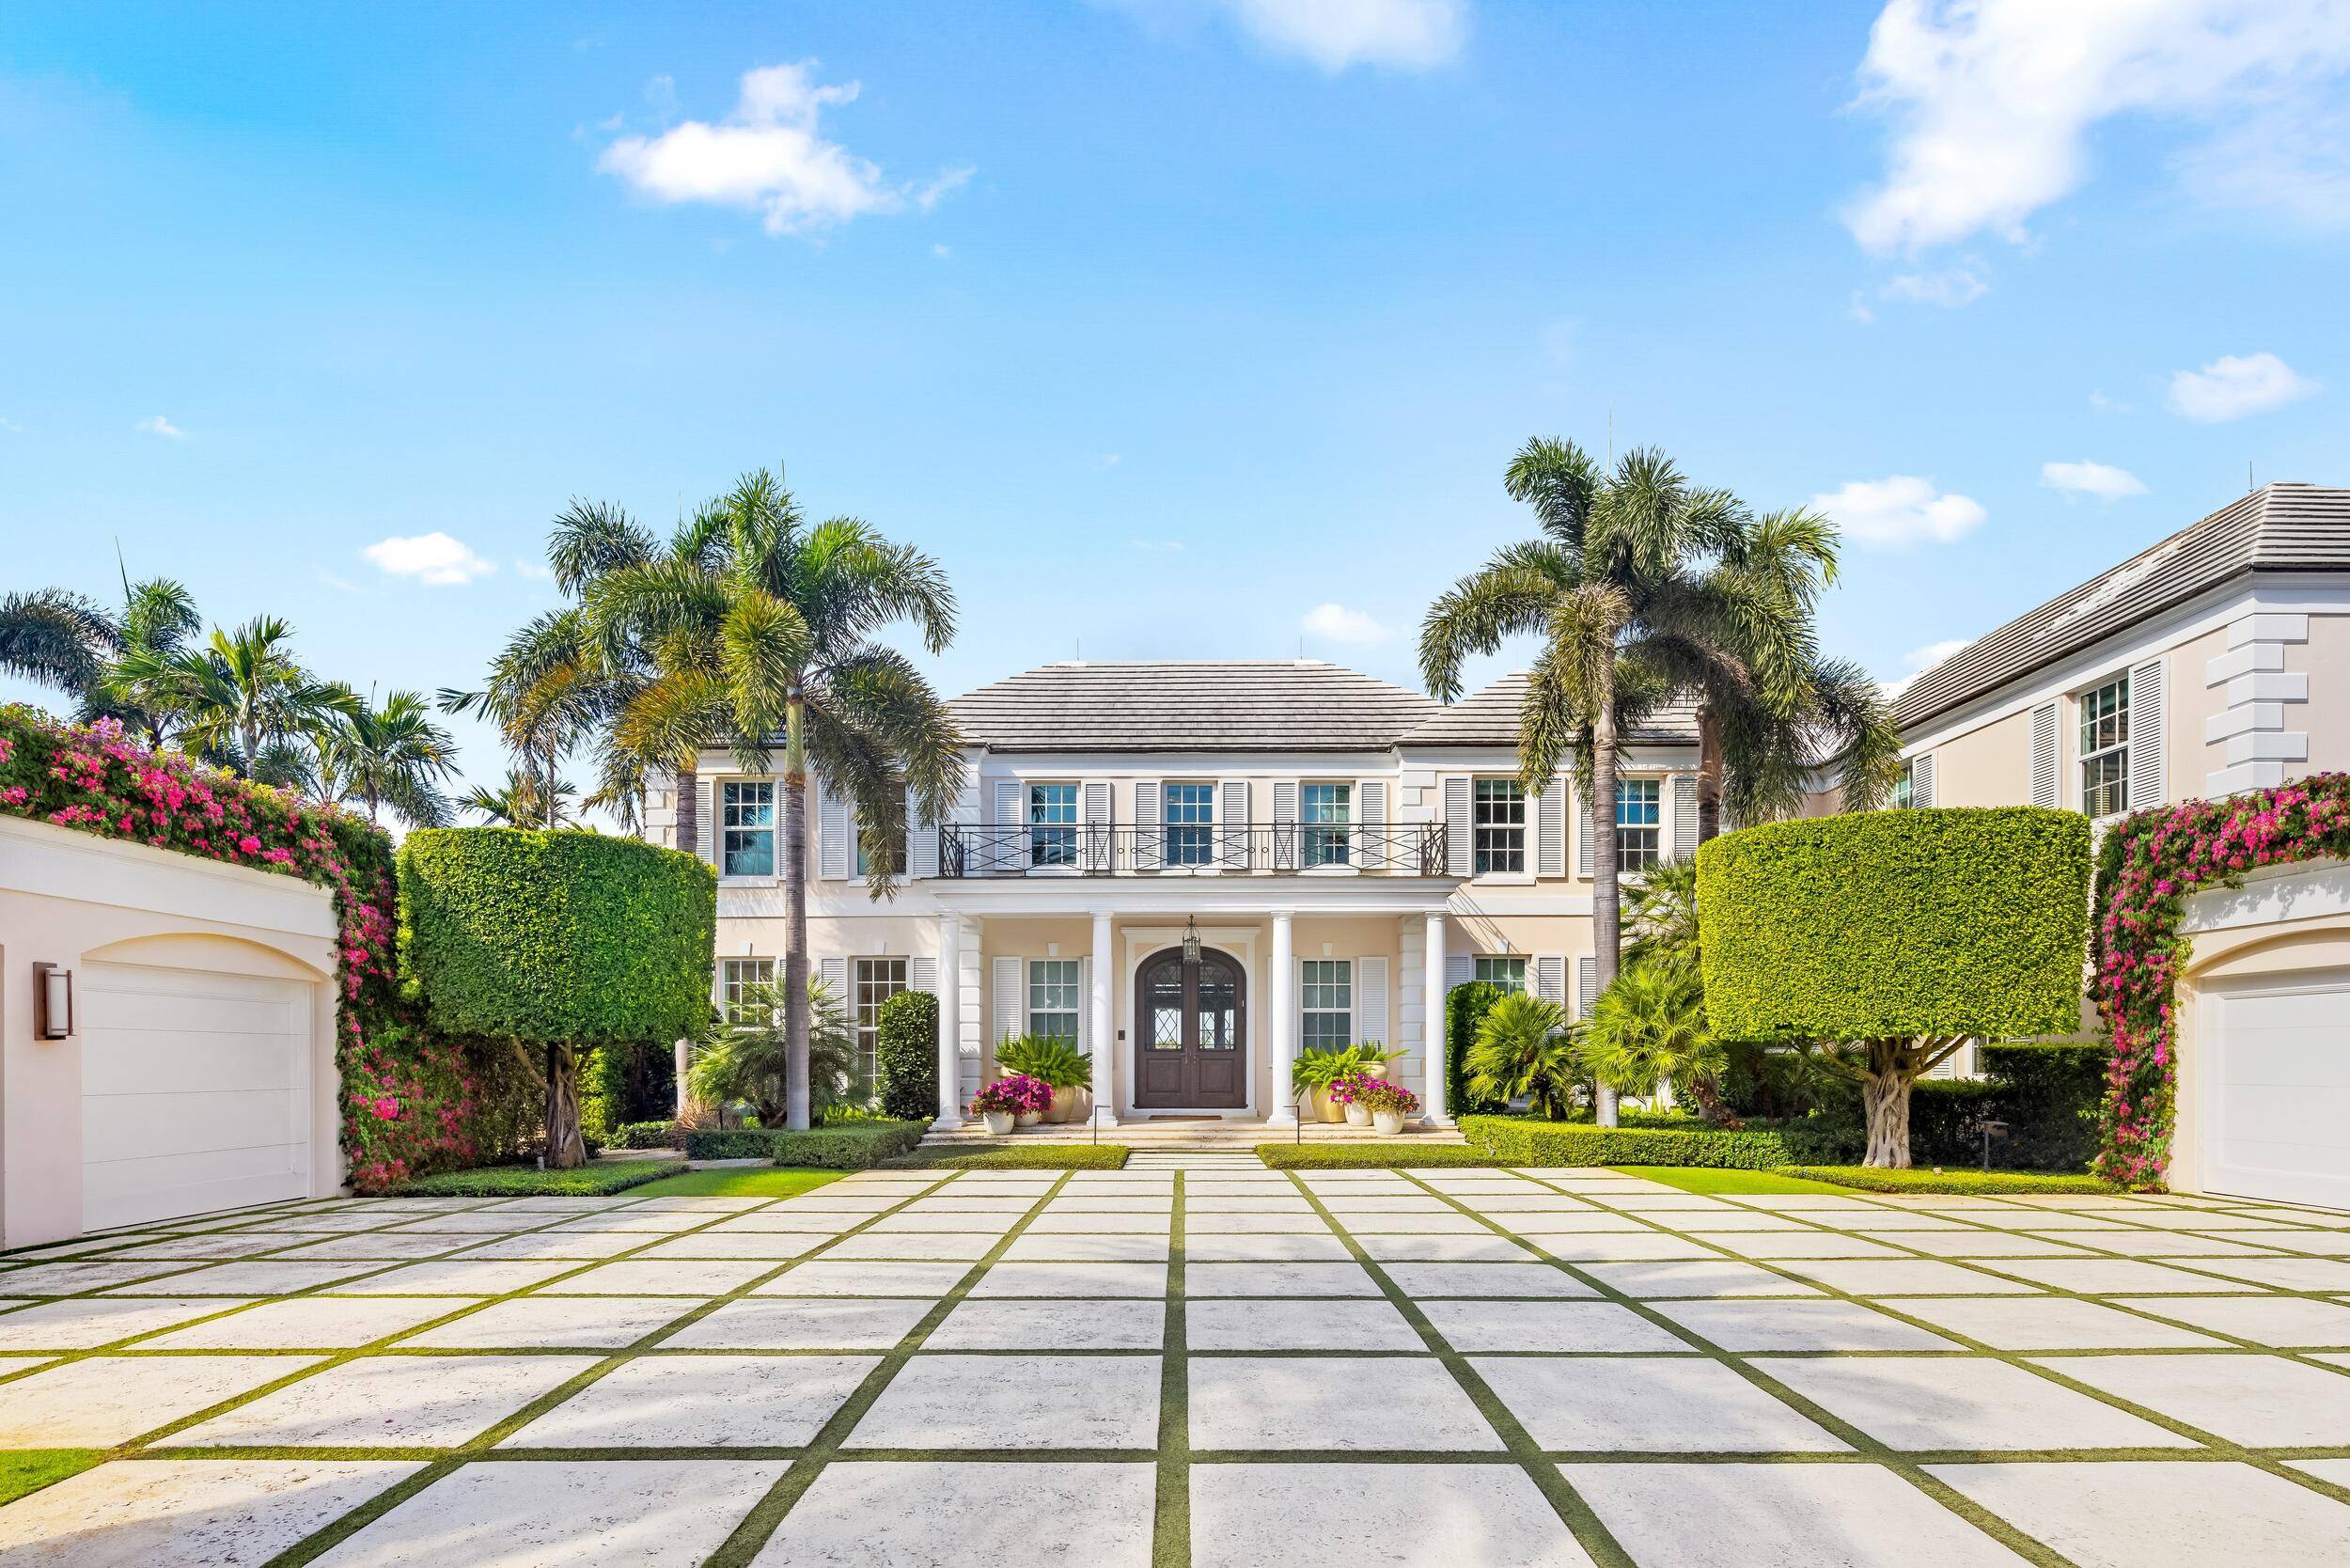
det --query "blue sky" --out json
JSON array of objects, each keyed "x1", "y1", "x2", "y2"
[{"x1": 5, "y1": 0, "x2": 2346, "y2": 809}]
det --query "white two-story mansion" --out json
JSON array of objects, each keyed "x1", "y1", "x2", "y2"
[{"x1": 651, "y1": 662, "x2": 1703, "y2": 1129}]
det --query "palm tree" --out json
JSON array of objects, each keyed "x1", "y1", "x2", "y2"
[
  {"x1": 107, "y1": 617, "x2": 353, "y2": 777},
  {"x1": 687, "y1": 975, "x2": 861, "y2": 1126},
  {"x1": 1420, "y1": 439, "x2": 1900, "y2": 1125},
  {"x1": 0, "y1": 588, "x2": 118, "y2": 698},
  {"x1": 87, "y1": 578, "x2": 203, "y2": 743},
  {"x1": 439, "y1": 610, "x2": 614, "y2": 831},
  {"x1": 1580, "y1": 960, "x2": 1737, "y2": 1126},
  {"x1": 1622, "y1": 856, "x2": 1700, "y2": 976},
  {"x1": 588, "y1": 466, "x2": 963, "y2": 1130},
  {"x1": 326, "y1": 690, "x2": 460, "y2": 826},
  {"x1": 462, "y1": 770, "x2": 577, "y2": 827},
  {"x1": 1465, "y1": 992, "x2": 1581, "y2": 1121}
]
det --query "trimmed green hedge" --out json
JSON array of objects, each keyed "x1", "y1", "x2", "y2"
[
  {"x1": 1778, "y1": 1166, "x2": 2117, "y2": 1196},
  {"x1": 1446, "y1": 980, "x2": 1509, "y2": 1116},
  {"x1": 1256, "y1": 1142, "x2": 1505, "y2": 1169},
  {"x1": 611, "y1": 1121, "x2": 680, "y2": 1150},
  {"x1": 1904, "y1": 1043, "x2": 2108, "y2": 1170},
  {"x1": 1698, "y1": 808, "x2": 2091, "y2": 1042},
  {"x1": 683, "y1": 1121, "x2": 928, "y2": 1168},
  {"x1": 398, "y1": 827, "x2": 715, "y2": 1043},
  {"x1": 875, "y1": 991, "x2": 940, "y2": 1122},
  {"x1": 387, "y1": 1159, "x2": 673, "y2": 1197},
  {"x1": 1459, "y1": 1114, "x2": 1853, "y2": 1169},
  {"x1": 885, "y1": 1143, "x2": 1129, "y2": 1169}
]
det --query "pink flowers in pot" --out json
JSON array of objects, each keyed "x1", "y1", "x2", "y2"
[
  {"x1": 971, "y1": 1073, "x2": 1054, "y2": 1116},
  {"x1": 1352, "y1": 1078, "x2": 1420, "y2": 1116}
]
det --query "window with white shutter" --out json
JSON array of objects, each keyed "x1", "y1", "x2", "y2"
[
  {"x1": 1912, "y1": 753, "x2": 1935, "y2": 808},
  {"x1": 1136, "y1": 781, "x2": 1163, "y2": 868},
  {"x1": 1670, "y1": 774, "x2": 1698, "y2": 860},
  {"x1": 906, "y1": 786, "x2": 939, "y2": 879},
  {"x1": 992, "y1": 779, "x2": 1023, "y2": 875},
  {"x1": 1220, "y1": 780, "x2": 1250, "y2": 869},
  {"x1": 911, "y1": 957, "x2": 937, "y2": 995},
  {"x1": 1356, "y1": 956, "x2": 1388, "y2": 1047},
  {"x1": 1081, "y1": 781, "x2": 1111, "y2": 870},
  {"x1": 2030, "y1": 702, "x2": 2059, "y2": 808},
  {"x1": 1359, "y1": 780, "x2": 1388, "y2": 869},
  {"x1": 1576, "y1": 956, "x2": 1597, "y2": 1020},
  {"x1": 1534, "y1": 954, "x2": 1565, "y2": 1005},
  {"x1": 1443, "y1": 953, "x2": 1473, "y2": 996},
  {"x1": 1444, "y1": 776, "x2": 1472, "y2": 877},
  {"x1": 1576, "y1": 786, "x2": 1594, "y2": 878},
  {"x1": 2127, "y1": 657, "x2": 2166, "y2": 809},
  {"x1": 1537, "y1": 779, "x2": 1565, "y2": 878},
  {"x1": 726, "y1": 780, "x2": 781, "y2": 879},
  {"x1": 992, "y1": 956, "x2": 1023, "y2": 1045}
]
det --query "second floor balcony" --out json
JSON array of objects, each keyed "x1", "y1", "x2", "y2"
[{"x1": 939, "y1": 822, "x2": 1450, "y2": 878}]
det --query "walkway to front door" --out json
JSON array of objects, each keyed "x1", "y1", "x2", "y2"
[{"x1": 1133, "y1": 946, "x2": 1246, "y2": 1109}]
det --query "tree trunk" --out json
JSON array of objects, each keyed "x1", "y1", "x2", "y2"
[
  {"x1": 1696, "y1": 704, "x2": 1723, "y2": 844},
  {"x1": 1590, "y1": 690, "x2": 1622, "y2": 1128},
  {"x1": 1687, "y1": 1075, "x2": 1742, "y2": 1130},
  {"x1": 674, "y1": 757, "x2": 698, "y2": 856},
  {"x1": 544, "y1": 1042, "x2": 588, "y2": 1168},
  {"x1": 1859, "y1": 1041, "x2": 1912, "y2": 1168},
  {"x1": 782, "y1": 687, "x2": 813, "y2": 1132}
]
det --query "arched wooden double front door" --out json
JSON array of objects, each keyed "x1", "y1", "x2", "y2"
[{"x1": 1133, "y1": 946, "x2": 1247, "y2": 1109}]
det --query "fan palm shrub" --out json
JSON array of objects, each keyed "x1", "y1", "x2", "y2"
[
  {"x1": 1465, "y1": 992, "x2": 1581, "y2": 1121},
  {"x1": 1580, "y1": 960, "x2": 1737, "y2": 1126},
  {"x1": 689, "y1": 975, "x2": 860, "y2": 1127}
]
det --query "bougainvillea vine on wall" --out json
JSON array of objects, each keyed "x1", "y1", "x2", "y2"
[
  {"x1": 2092, "y1": 772, "x2": 2350, "y2": 1189},
  {"x1": 0, "y1": 704, "x2": 518, "y2": 1191}
]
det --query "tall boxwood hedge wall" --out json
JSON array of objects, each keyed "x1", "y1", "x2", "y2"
[
  {"x1": 875, "y1": 990, "x2": 940, "y2": 1122},
  {"x1": 1446, "y1": 980, "x2": 1509, "y2": 1116},
  {"x1": 1698, "y1": 807, "x2": 2091, "y2": 1042},
  {"x1": 398, "y1": 827, "x2": 715, "y2": 1044}
]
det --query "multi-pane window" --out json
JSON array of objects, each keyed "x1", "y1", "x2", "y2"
[
  {"x1": 720, "y1": 781, "x2": 776, "y2": 877},
  {"x1": 1028, "y1": 959, "x2": 1081, "y2": 1041},
  {"x1": 2079, "y1": 674, "x2": 2130, "y2": 818},
  {"x1": 1165, "y1": 782, "x2": 1214, "y2": 866},
  {"x1": 1890, "y1": 766, "x2": 1914, "y2": 810},
  {"x1": 720, "y1": 957, "x2": 775, "y2": 1026},
  {"x1": 1473, "y1": 777, "x2": 1527, "y2": 874},
  {"x1": 1303, "y1": 783, "x2": 1352, "y2": 868},
  {"x1": 1474, "y1": 955, "x2": 1527, "y2": 994},
  {"x1": 1300, "y1": 959, "x2": 1353, "y2": 1050},
  {"x1": 1616, "y1": 779, "x2": 1661, "y2": 872},
  {"x1": 1029, "y1": 783, "x2": 1078, "y2": 868},
  {"x1": 854, "y1": 813, "x2": 909, "y2": 879},
  {"x1": 853, "y1": 958, "x2": 907, "y2": 1097}
]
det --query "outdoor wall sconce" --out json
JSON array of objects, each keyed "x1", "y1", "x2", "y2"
[{"x1": 34, "y1": 963, "x2": 73, "y2": 1040}]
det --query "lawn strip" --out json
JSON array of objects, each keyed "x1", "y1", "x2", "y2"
[{"x1": 1152, "y1": 1168, "x2": 1189, "y2": 1568}]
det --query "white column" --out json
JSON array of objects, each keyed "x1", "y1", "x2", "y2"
[
  {"x1": 1268, "y1": 911, "x2": 1297, "y2": 1124},
  {"x1": 934, "y1": 913, "x2": 963, "y2": 1126},
  {"x1": 1089, "y1": 912, "x2": 1118, "y2": 1126},
  {"x1": 674, "y1": 1039, "x2": 692, "y2": 1116},
  {"x1": 1423, "y1": 910, "x2": 1450, "y2": 1124}
]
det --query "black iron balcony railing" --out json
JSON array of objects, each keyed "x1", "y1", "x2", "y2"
[{"x1": 937, "y1": 822, "x2": 1450, "y2": 878}]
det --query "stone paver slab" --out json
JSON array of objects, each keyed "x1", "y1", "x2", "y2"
[
  {"x1": 1416, "y1": 1298, "x2": 1691, "y2": 1353},
  {"x1": 965, "y1": 1262, "x2": 1169, "y2": 1297},
  {"x1": 924, "y1": 1297, "x2": 1166, "y2": 1351},
  {"x1": 1191, "y1": 1462, "x2": 1593, "y2": 1568},
  {"x1": 0, "y1": 1297, "x2": 243, "y2": 1351},
  {"x1": 848, "y1": 1354, "x2": 1162, "y2": 1450},
  {"x1": 1767, "y1": 1356, "x2": 2195, "y2": 1450},
  {"x1": 0, "y1": 1458, "x2": 419, "y2": 1568},
  {"x1": 140, "y1": 1295, "x2": 463, "y2": 1351},
  {"x1": 0, "y1": 1355, "x2": 321, "y2": 1446},
  {"x1": 397, "y1": 1295, "x2": 690, "y2": 1349},
  {"x1": 756, "y1": 1461, "x2": 1155, "y2": 1568},
  {"x1": 1653, "y1": 1299, "x2": 1962, "y2": 1352},
  {"x1": 1893, "y1": 1295, "x2": 2226, "y2": 1350},
  {"x1": 665, "y1": 1296, "x2": 933, "y2": 1351},
  {"x1": 2107, "y1": 1293, "x2": 2350, "y2": 1346},
  {"x1": 1931, "y1": 1460, "x2": 2350, "y2": 1568},
  {"x1": 1187, "y1": 1297, "x2": 1422, "y2": 1351},
  {"x1": 2034, "y1": 1353, "x2": 2350, "y2": 1446},
  {"x1": 1479, "y1": 1356, "x2": 1845, "y2": 1453},
  {"x1": 1188, "y1": 1356, "x2": 1502, "y2": 1451},
  {"x1": 753, "y1": 1262, "x2": 969, "y2": 1297},
  {"x1": 1183, "y1": 1262, "x2": 1378, "y2": 1298},
  {"x1": 500, "y1": 1354, "x2": 875, "y2": 1448},
  {"x1": 1561, "y1": 1461, "x2": 2031, "y2": 1567},
  {"x1": 174, "y1": 1354, "x2": 597, "y2": 1448}
]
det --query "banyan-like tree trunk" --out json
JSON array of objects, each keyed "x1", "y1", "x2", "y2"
[
  {"x1": 543, "y1": 1042, "x2": 588, "y2": 1168},
  {"x1": 1860, "y1": 1059, "x2": 1912, "y2": 1169}
]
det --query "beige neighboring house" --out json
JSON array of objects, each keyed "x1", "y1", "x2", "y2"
[
  {"x1": 1879, "y1": 482, "x2": 2350, "y2": 1207},
  {"x1": 650, "y1": 661, "x2": 1702, "y2": 1129}
]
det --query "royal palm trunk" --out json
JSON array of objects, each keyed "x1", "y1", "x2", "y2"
[
  {"x1": 1589, "y1": 697, "x2": 1621, "y2": 1128},
  {"x1": 781, "y1": 689, "x2": 812, "y2": 1131}
]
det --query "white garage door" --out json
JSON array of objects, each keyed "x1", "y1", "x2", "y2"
[
  {"x1": 2205, "y1": 972, "x2": 2350, "y2": 1210},
  {"x1": 80, "y1": 963, "x2": 314, "y2": 1231}
]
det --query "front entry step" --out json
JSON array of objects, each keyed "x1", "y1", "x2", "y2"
[{"x1": 918, "y1": 1120, "x2": 1468, "y2": 1152}]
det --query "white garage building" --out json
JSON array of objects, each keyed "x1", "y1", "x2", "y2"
[
  {"x1": 2173, "y1": 858, "x2": 2350, "y2": 1209},
  {"x1": 1, "y1": 813, "x2": 345, "y2": 1249}
]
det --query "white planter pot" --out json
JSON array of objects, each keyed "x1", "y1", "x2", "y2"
[
  {"x1": 1344, "y1": 1104, "x2": 1372, "y2": 1128},
  {"x1": 1015, "y1": 1109, "x2": 1042, "y2": 1128},
  {"x1": 1371, "y1": 1109, "x2": 1406, "y2": 1137},
  {"x1": 982, "y1": 1110, "x2": 1016, "y2": 1136}
]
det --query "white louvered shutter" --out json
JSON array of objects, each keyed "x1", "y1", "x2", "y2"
[
  {"x1": 993, "y1": 779, "x2": 1024, "y2": 875},
  {"x1": 1671, "y1": 774, "x2": 1699, "y2": 861},
  {"x1": 695, "y1": 776, "x2": 716, "y2": 868},
  {"x1": 911, "y1": 957, "x2": 937, "y2": 995},
  {"x1": 1135, "y1": 781, "x2": 1162, "y2": 870},
  {"x1": 2128, "y1": 658, "x2": 2166, "y2": 808},
  {"x1": 993, "y1": 956, "x2": 1023, "y2": 1045},
  {"x1": 2030, "y1": 703, "x2": 2059, "y2": 808},
  {"x1": 1537, "y1": 779, "x2": 1565, "y2": 879},
  {"x1": 1359, "y1": 780, "x2": 1386, "y2": 868},
  {"x1": 1577, "y1": 956, "x2": 1597, "y2": 1020},
  {"x1": 1444, "y1": 953, "x2": 1472, "y2": 995},
  {"x1": 819, "y1": 955, "x2": 848, "y2": 1011},
  {"x1": 1912, "y1": 754, "x2": 1936, "y2": 808},
  {"x1": 1356, "y1": 956, "x2": 1388, "y2": 1047},
  {"x1": 1075, "y1": 958, "x2": 1090, "y2": 1052},
  {"x1": 1535, "y1": 954, "x2": 1565, "y2": 1006},
  {"x1": 1445, "y1": 776, "x2": 1472, "y2": 876},
  {"x1": 1576, "y1": 787, "x2": 1595, "y2": 878},
  {"x1": 1272, "y1": 779, "x2": 1299, "y2": 868},
  {"x1": 1220, "y1": 780, "x2": 1250, "y2": 869},
  {"x1": 1082, "y1": 780, "x2": 1111, "y2": 871},
  {"x1": 906, "y1": 786, "x2": 938, "y2": 879},
  {"x1": 818, "y1": 780, "x2": 849, "y2": 881}
]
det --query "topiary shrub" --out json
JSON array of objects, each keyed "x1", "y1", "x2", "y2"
[
  {"x1": 1699, "y1": 808, "x2": 2090, "y2": 1168},
  {"x1": 682, "y1": 1121, "x2": 928, "y2": 1168},
  {"x1": 875, "y1": 990, "x2": 941, "y2": 1122},
  {"x1": 1446, "y1": 980, "x2": 1508, "y2": 1115},
  {"x1": 1458, "y1": 1114, "x2": 1853, "y2": 1168},
  {"x1": 399, "y1": 827, "x2": 715, "y2": 1169}
]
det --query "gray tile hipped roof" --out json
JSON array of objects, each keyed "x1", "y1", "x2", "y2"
[
  {"x1": 948, "y1": 661, "x2": 1440, "y2": 752},
  {"x1": 1395, "y1": 672, "x2": 1700, "y2": 747},
  {"x1": 1893, "y1": 483, "x2": 2350, "y2": 732}
]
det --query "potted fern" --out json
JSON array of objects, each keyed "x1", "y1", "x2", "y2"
[
  {"x1": 1356, "y1": 1043, "x2": 1405, "y2": 1081},
  {"x1": 996, "y1": 1034, "x2": 1094, "y2": 1123}
]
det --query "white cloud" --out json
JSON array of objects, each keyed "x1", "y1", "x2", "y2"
[
  {"x1": 1301, "y1": 602, "x2": 1390, "y2": 643},
  {"x1": 2165, "y1": 352, "x2": 2322, "y2": 422},
  {"x1": 514, "y1": 558, "x2": 555, "y2": 581},
  {"x1": 1844, "y1": 0, "x2": 2350, "y2": 256},
  {"x1": 597, "y1": 61, "x2": 968, "y2": 236},
  {"x1": 2089, "y1": 389, "x2": 2136, "y2": 415},
  {"x1": 2041, "y1": 460, "x2": 2148, "y2": 501},
  {"x1": 1810, "y1": 475, "x2": 1987, "y2": 548},
  {"x1": 932, "y1": 243, "x2": 952, "y2": 259},
  {"x1": 0, "y1": 415, "x2": 19, "y2": 431},
  {"x1": 363, "y1": 532, "x2": 496, "y2": 586},
  {"x1": 134, "y1": 415, "x2": 187, "y2": 440},
  {"x1": 1878, "y1": 265, "x2": 1987, "y2": 307},
  {"x1": 1112, "y1": 0, "x2": 1465, "y2": 71},
  {"x1": 1882, "y1": 636, "x2": 1970, "y2": 696}
]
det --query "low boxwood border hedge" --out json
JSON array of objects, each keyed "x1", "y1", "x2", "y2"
[
  {"x1": 884, "y1": 1143, "x2": 1129, "y2": 1169},
  {"x1": 1256, "y1": 1142, "x2": 1505, "y2": 1169},
  {"x1": 1458, "y1": 1115, "x2": 1853, "y2": 1169},
  {"x1": 610, "y1": 1120, "x2": 680, "y2": 1150},
  {"x1": 683, "y1": 1121, "x2": 929, "y2": 1168},
  {"x1": 386, "y1": 1159, "x2": 675, "y2": 1197},
  {"x1": 1776, "y1": 1165, "x2": 2117, "y2": 1195}
]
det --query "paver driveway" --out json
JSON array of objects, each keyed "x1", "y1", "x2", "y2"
[{"x1": 2, "y1": 1157, "x2": 2349, "y2": 1567}]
